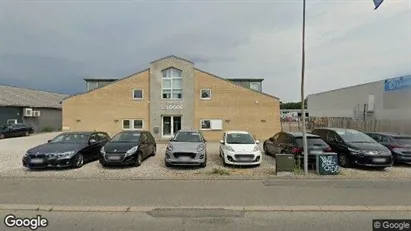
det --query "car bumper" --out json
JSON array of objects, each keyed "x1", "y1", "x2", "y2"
[
  {"x1": 353, "y1": 155, "x2": 393, "y2": 167},
  {"x1": 22, "y1": 156, "x2": 73, "y2": 169},
  {"x1": 100, "y1": 154, "x2": 135, "y2": 166},
  {"x1": 165, "y1": 152, "x2": 206, "y2": 166},
  {"x1": 223, "y1": 151, "x2": 262, "y2": 166},
  {"x1": 392, "y1": 151, "x2": 411, "y2": 163}
]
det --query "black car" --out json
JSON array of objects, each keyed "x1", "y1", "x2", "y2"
[
  {"x1": 100, "y1": 130, "x2": 156, "y2": 167},
  {"x1": 0, "y1": 123, "x2": 34, "y2": 139},
  {"x1": 263, "y1": 131, "x2": 333, "y2": 165},
  {"x1": 366, "y1": 132, "x2": 411, "y2": 164},
  {"x1": 311, "y1": 128, "x2": 392, "y2": 169},
  {"x1": 22, "y1": 131, "x2": 110, "y2": 169}
]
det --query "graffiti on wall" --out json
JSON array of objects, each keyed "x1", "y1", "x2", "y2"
[{"x1": 320, "y1": 155, "x2": 339, "y2": 174}]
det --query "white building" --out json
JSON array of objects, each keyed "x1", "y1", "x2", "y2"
[{"x1": 307, "y1": 75, "x2": 411, "y2": 120}]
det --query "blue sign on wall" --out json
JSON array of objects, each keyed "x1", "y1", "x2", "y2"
[{"x1": 384, "y1": 75, "x2": 411, "y2": 91}]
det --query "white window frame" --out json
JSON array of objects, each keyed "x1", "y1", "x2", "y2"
[
  {"x1": 200, "y1": 89, "x2": 212, "y2": 100},
  {"x1": 200, "y1": 119, "x2": 223, "y2": 131},
  {"x1": 162, "y1": 68, "x2": 183, "y2": 100},
  {"x1": 122, "y1": 119, "x2": 144, "y2": 130},
  {"x1": 132, "y1": 89, "x2": 144, "y2": 100}
]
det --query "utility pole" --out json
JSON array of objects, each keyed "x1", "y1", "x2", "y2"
[{"x1": 300, "y1": 0, "x2": 308, "y2": 175}]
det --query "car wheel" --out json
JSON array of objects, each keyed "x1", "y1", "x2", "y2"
[
  {"x1": 73, "y1": 153, "x2": 84, "y2": 168},
  {"x1": 135, "y1": 152, "x2": 143, "y2": 167},
  {"x1": 0, "y1": 133, "x2": 4, "y2": 139},
  {"x1": 151, "y1": 146, "x2": 156, "y2": 156},
  {"x1": 338, "y1": 153, "x2": 350, "y2": 168}
]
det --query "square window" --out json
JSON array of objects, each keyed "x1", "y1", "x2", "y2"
[
  {"x1": 200, "y1": 89, "x2": 211, "y2": 99},
  {"x1": 201, "y1": 120, "x2": 211, "y2": 130},
  {"x1": 162, "y1": 79, "x2": 171, "y2": 88},
  {"x1": 172, "y1": 89, "x2": 182, "y2": 99},
  {"x1": 250, "y1": 82, "x2": 261, "y2": 91},
  {"x1": 133, "y1": 89, "x2": 143, "y2": 99},
  {"x1": 133, "y1": 120, "x2": 143, "y2": 130},
  {"x1": 123, "y1": 120, "x2": 131, "y2": 129},
  {"x1": 172, "y1": 79, "x2": 182, "y2": 88},
  {"x1": 162, "y1": 89, "x2": 171, "y2": 99}
]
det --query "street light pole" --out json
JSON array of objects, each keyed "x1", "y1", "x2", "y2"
[{"x1": 300, "y1": 0, "x2": 308, "y2": 175}]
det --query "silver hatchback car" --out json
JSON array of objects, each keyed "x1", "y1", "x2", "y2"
[{"x1": 165, "y1": 130, "x2": 207, "y2": 167}]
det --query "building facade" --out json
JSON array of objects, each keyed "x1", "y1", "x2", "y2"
[
  {"x1": 62, "y1": 56, "x2": 281, "y2": 141},
  {"x1": 307, "y1": 75, "x2": 411, "y2": 120},
  {"x1": 0, "y1": 85, "x2": 68, "y2": 132}
]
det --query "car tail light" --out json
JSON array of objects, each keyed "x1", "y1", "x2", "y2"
[
  {"x1": 323, "y1": 147, "x2": 333, "y2": 152},
  {"x1": 291, "y1": 147, "x2": 302, "y2": 153}
]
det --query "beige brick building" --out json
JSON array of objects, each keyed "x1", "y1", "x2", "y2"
[{"x1": 62, "y1": 56, "x2": 281, "y2": 141}]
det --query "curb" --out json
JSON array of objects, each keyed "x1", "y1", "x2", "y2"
[{"x1": 1, "y1": 204, "x2": 411, "y2": 213}]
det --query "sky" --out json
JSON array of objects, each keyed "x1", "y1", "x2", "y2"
[{"x1": 0, "y1": 0, "x2": 410, "y2": 102}]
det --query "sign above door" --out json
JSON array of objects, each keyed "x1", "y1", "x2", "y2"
[{"x1": 161, "y1": 104, "x2": 183, "y2": 110}]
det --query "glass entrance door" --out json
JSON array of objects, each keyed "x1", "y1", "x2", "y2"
[{"x1": 162, "y1": 116, "x2": 182, "y2": 138}]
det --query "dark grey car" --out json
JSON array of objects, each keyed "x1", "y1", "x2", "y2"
[{"x1": 165, "y1": 130, "x2": 207, "y2": 167}]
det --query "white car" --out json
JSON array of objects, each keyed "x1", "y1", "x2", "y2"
[{"x1": 219, "y1": 131, "x2": 262, "y2": 166}]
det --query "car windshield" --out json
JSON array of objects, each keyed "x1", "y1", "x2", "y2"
[
  {"x1": 173, "y1": 132, "x2": 202, "y2": 142},
  {"x1": 395, "y1": 137, "x2": 411, "y2": 146},
  {"x1": 50, "y1": 133, "x2": 90, "y2": 143},
  {"x1": 226, "y1": 133, "x2": 255, "y2": 144},
  {"x1": 336, "y1": 130, "x2": 376, "y2": 143},
  {"x1": 295, "y1": 137, "x2": 328, "y2": 146},
  {"x1": 111, "y1": 132, "x2": 141, "y2": 142}
]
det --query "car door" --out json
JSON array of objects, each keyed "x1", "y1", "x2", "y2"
[
  {"x1": 266, "y1": 133, "x2": 280, "y2": 154},
  {"x1": 326, "y1": 131, "x2": 345, "y2": 153},
  {"x1": 84, "y1": 133, "x2": 100, "y2": 160},
  {"x1": 138, "y1": 132, "x2": 150, "y2": 158},
  {"x1": 96, "y1": 132, "x2": 110, "y2": 158}
]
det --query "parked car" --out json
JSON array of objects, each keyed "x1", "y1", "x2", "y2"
[
  {"x1": 366, "y1": 132, "x2": 411, "y2": 165},
  {"x1": 22, "y1": 131, "x2": 110, "y2": 169},
  {"x1": 219, "y1": 130, "x2": 262, "y2": 166},
  {"x1": 164, "y1": 129, "x2": 207, "y2": 167},
  {"x1": 100, "y1": 130, "x2": 156, "y2": 167},
  {"x1": 311, "y1": 128, "x2": 392, "y2": 169},
  {"x1": 0, "y1": 123, "x2": 34, "y2": 139},
  {"x1": 263, "y1": 131, "x2": 333, "y2": 165}
]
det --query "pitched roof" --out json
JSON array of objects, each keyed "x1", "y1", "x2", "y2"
[{"x1": 0, "y1": 85, "x2": 68, "y2": 109}]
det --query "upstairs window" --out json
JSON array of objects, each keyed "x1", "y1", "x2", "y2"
[
  {"x1": 162, "y1": 68, "x2": 182, "y2": 99},
  {"x1": 133, "y1": 89, "x2": 143, "y2": 99},
  {"x1": 249, "y1": 82, "x2": 261, "y2": 91}
]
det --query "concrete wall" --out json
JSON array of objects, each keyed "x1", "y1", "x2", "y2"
[
  {"x1": 23, "y1": 108, "x2": 62, "y2": 132},
  {"x1": 149, "y1": 57, "x2": 195, "y2": 139}
]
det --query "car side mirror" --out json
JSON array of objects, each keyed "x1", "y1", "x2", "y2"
[
  {"x1": 255, "y1": 140, "x2": 260, "y2": 144},
  {"x1": 220, "y1": 140, "x2": 224, "y2": 144},
  {"x1": 47, "y1": 140, "x2": 51, "y2": 143},
  {"x1": 89, "y1": 139, "x2": 97, "y2": 144}
]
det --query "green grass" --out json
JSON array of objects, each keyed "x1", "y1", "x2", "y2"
[{"x1": 209, "y1": 167, "x2": 231, "y2": 175}]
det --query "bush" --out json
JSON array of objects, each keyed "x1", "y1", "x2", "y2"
[{"x1": 42, "y1": 127, "x2": 54, "y2": 132}]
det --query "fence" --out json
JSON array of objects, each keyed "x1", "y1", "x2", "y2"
[{"x1": 281, "y1": 117, "x2": 411, "y2": 134}]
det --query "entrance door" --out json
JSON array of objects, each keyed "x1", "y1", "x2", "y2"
[{"x1": 162, "y1": 116, "x2": 182, "y2": 138}]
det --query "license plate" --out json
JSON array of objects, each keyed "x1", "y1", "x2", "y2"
[
  {"x1": 373, "y1": 158, "x2": 386, "y2": 163},
  {"x1": 179, "y1": 156, "x2": 191, "y2": 161},
  {"x1": 30, "y1": 158, "x2": 44, "y2": 164},
  {"x1": 107, "y1": 156, "x2": 121, "y2": 160}
]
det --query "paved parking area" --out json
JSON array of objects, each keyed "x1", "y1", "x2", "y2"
[{"x1": 0, "y1": 132, "x2": 410, "y2": 179}]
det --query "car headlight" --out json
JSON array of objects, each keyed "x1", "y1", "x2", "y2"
[
  {"x1": 125, "y1": 146, "x2": 138, "y2": 156},
  {"x1": 101, "y1": 147, "x2": 106, "y2": 154},
  {"x1": 167, "y1": 144, "x2": 174, "y2": 152},
  {"x1": 348, "y1": 148, "x2": 363, "y2": 156},
  {"x1": 253, "y1": 145, "x2": 260, "y2": 152},
  {"x1": 57, "y1": 151, "x2": 75, "y2": 158},
  {"x1": 197, "y1": 144, "x2": 205, "y2": 152},
  {"x1": 363, "y1": 150, "x2": 379, "y2": 155},
  {"x1": 225, "y1": 146, "x2": 235, "y2": 152}
]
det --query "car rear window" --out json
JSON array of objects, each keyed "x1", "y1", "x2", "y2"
[
  {"x1": 394, "y1": 137, "x2": 411, "y2": 145},
  {"x1": 295, "y1": 137, "x2": 327, "y2": 146}
]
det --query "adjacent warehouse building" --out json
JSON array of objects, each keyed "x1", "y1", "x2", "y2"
[
  {"x1": 0, "y1": 85, "x2": 68, "y2": 132},
  {"x1": 62, "y1": 55, "x2": 281, "y2": 141},
  {"x1": 307, "y1": 75, "x2": 411, "y2": 120}
]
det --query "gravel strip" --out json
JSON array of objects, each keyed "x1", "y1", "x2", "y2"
[{"x1": 1, "y1": 133, "x2": 410, "y2": 179}]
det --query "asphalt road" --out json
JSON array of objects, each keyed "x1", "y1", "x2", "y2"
[
  {"x1": 1, "y1": 178, "x2": 411, "y2": 207},
  {"x1": 1, "y1": 210, "x2": 411, "y2": 231}
]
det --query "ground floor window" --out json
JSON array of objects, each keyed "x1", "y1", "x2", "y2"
[
  {"x1": 122, "y1": 119, "x2": 144, "y2": 130},
  {"x1": 162, "y1": 115, "x2": 181, "y2": 137},
  {"x1": 200, "y1": 119, "x2": 223, "y2": 130}
]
